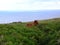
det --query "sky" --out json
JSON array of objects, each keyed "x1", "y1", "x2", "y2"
[
  {"x1": 0, "y1": 0, "x2": 60, "y2": 23},
  {"x1": 0, "y1": 0, "x2": 60, "y2": 11}
]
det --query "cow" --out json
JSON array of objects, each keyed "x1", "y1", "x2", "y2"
[
  {"x1": 34, "y1": 20, "x2": 39, "y2": 26},
  {"x1": 26, "y1": 20, "x2": 38, "y2": 27},
  {"x1": 26, "y1": 22, "x2": 33, "y2": 27}
]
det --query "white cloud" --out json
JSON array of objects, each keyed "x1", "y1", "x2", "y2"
[
  {"x1": 0, "y1": 0, "x2": 16, "y2": 11},
  {"x1": 33, "y1": 2, "x2": 60, "y2": 9},
  {"x1": 0, "y1": 0, "x2": 60, "y2": 11}
]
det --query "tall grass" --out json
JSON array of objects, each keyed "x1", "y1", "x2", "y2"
[{"x1": 0, "y1": 18, "x2": 60, "y2": 45}]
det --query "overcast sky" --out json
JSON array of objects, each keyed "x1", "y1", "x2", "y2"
[{"x1": 0, "y1": 0, "x2": 60, "y2": 11}]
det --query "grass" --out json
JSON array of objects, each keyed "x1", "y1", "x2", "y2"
[{"x1": 0, "y1": 18, "x2": 60, "y2": 45}]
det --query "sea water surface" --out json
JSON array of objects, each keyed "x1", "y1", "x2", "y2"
[{"x1": 0, "y1": 10, "x2": 60, "y2": 23}]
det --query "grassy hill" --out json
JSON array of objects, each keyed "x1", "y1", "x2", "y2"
[{"x1": 0, "y1": 18, "x2": 60, "y2": 45}]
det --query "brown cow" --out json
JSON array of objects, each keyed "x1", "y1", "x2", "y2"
[
  {"x1": 26, "y1": 20, "x2": 38, "y2": 27},
  {"x1": 34, "y1": 20, "x2": 38, "y2": 26},
  {"x1": 26, "y1": 22, "x2": 34, "y2": 27}
]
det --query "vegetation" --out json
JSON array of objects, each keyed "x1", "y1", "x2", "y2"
[{"x1": 0, "y1": 18, "x2": 60, "y2": 45}]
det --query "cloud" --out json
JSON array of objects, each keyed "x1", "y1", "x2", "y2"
[
  {"x1": 0, "y1": 0, "x2": 60, "y2": 11},
  {"x1": 16, "y1": 0, "x2": 60, "y2": 11},
  {"x1": 0, "y1": 0, "x2": 16, "y2": 11}
]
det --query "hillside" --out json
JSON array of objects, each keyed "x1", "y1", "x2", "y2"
[{"x1": 0, "y1": 18, "x2": 60, "y2": 45}]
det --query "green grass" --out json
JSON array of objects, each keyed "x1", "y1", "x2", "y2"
[{"x1": 0, "y1": 18, "x2": 60, "y2": 45}]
